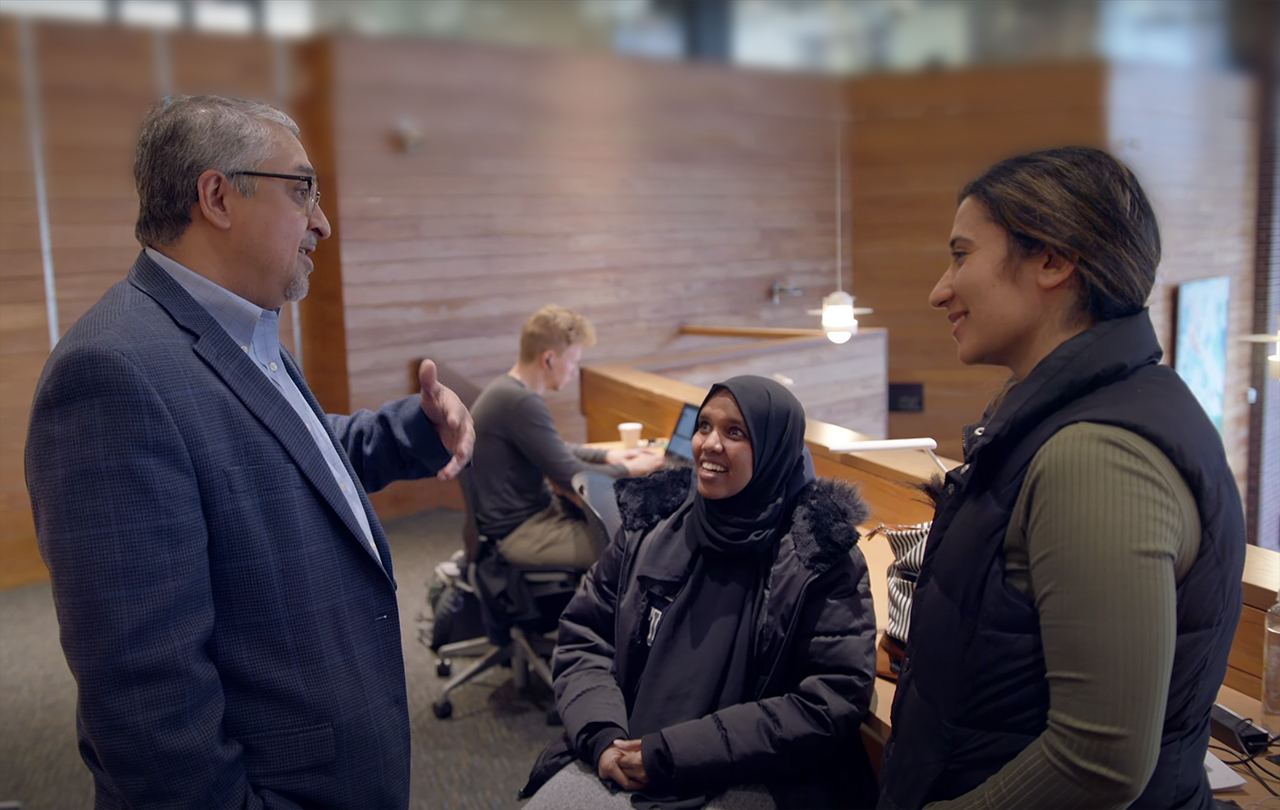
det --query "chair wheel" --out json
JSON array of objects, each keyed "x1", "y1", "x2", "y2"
[
  {"x1": 433, "y1": 699, "x2": 453, "y2": 719},
  {"x1": 436, "y1": 659, "x2": 451, "y2": 678},
  {"x1": 545, "y1": 707, "x2": 561, "y2": 726}
]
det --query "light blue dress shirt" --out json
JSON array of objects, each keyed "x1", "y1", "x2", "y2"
[{"x1": 145, "y1": 248, "x2": 381, "y2": 565}]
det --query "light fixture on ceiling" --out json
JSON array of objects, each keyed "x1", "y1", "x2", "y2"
[
  {"x1": 1240, "y1": 323, "x2": 1280, "y2": 380},
  {"x1": 811, "y1": 117, "x2": 871, "y2": 344},
  {"x1": 821, "y1": 290, "x2": 857, "y2": 344}
]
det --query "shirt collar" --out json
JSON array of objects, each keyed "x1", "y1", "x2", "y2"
[{"x1": 145, "y1": 247, "x2": 277, "y2": 353}]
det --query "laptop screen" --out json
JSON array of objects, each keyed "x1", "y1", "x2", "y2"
[{"x1": 665, "y1": 403, "x2": 700, "y2": 462}]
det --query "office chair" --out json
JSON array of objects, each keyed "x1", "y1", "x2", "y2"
[
  {"x1": 415, "y1": 359, "x2": 486, "y2": 659},
  {"x1": 571, "y1": 470, "x2": 622, "y2": 552},
  {"x1": 428, "y1": 469, "x2": 581, "y2": 722}
]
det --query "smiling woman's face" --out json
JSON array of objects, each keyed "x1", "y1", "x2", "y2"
[
  {"x1": 929, "y1": 196, "x2": 1050, "y2": 375},
  {"x1": 692, "y1": 391, "x2": 754, "y2": 500}
]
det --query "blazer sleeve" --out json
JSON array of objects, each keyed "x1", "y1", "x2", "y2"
[
  {"x1": 652, "y1": 549, "x2": 878, "y2": 793},
  {"x1": 552, "y1": 528, "x2": 634, "y2": 762},
  {"x1": 25, "y1": 343, "x2": 298, "y2": 810},
  {"x1": 326, "y1": 394, "x2": 453, "y2": 493}
]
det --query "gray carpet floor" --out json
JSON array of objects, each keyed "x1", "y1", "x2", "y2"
[{"x1": 0, "y1": 509, "x2": 560, "y2": 810}]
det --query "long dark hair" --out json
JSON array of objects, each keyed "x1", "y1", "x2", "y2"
[{"x1": 960, "y1": 146, "x2": 1161, "y2": 322}]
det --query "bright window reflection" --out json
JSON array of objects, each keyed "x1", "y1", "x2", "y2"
[
  {"x1": 0, "y1": 0, "x2": 108, "y2": 21},
  {"x1": 265, "y1": 0, "x2": 313, "y2": 38},
  {"x1": 0, "y1": 0, "x2": 1236, "y2": 71},
  {"x1": 732, "y1": 0, "x2": 1230, "y2": 75},
  {"x1": 1098, "y1": 0, "x2": 1227, "y2": 69},
  {"x1": 193, "y1": 0, "x2": 253, "y2": 34},
  {"x1": 120, "y1": 0, "x2": 181, "y2": 29}
]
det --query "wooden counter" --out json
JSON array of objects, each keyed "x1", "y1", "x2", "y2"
[
  {"x1": 581, "y1": 364, "x2": 948, "y2": 526},
  {"x1": 1227, "y1": 544, "x2": 1280, "y2": 698}
]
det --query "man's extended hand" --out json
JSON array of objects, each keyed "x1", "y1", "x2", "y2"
[
  {"x1": 598, "y1": 738, "x2": 649, "y2": 790},
  {"x1": 417, "y1": 359, "x2": 475, "y2": 481}
]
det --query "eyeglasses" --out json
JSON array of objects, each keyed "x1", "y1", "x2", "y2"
[{"x1": 226, "y1": 171, "x2": 321, "y2": 215}]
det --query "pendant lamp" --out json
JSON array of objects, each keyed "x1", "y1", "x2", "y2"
[
  {"x1": 1240, "y1": 324, "x2": 1280, "y2": 380},
  {"x1": 813, "y1": 118, "x2": 871, "y2": 344}
]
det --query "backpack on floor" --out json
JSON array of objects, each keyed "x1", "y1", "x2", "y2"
[{"x1": 425, "y1": 552, "x2": 485, "y2": 651}]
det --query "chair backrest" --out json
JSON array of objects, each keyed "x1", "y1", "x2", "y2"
[
  {"x1": 458, "y1": 468, "x2": 580, "y2": 642},
  {"x1": 415, "y1": 358, "x2": 483, "y2": 410},
  {"x1": 572, "y1": 471, "x2": 622, "y2": 552}
]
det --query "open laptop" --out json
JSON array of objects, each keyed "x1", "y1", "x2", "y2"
[{"x1": 663, "y1": 403, "x2": 700, "y2": 469}]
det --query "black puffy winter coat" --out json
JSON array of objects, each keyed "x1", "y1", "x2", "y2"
[{"x1": 552, "y1": 467, "x2": 880, "y2": 808}]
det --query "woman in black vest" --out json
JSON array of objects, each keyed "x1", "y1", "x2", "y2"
[
  {"x1": 523, "y1": 376, "x2": 879, "y2": 810},
  {"x1": 878, "y1": 147, "x2": 1247, "y2": 810}
]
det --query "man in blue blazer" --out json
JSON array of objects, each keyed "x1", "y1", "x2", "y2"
[{"x1": 25, "y1": 95, "x2": 474, "y2": 809}]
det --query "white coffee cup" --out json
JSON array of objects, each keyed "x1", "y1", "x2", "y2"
[{"x1": 618, "y1": 422, "x2": 643, "y2": 449}]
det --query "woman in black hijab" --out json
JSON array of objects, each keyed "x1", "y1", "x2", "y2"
[{"x1": 523, "y1": 376, "x2": 879, "y2": 810}]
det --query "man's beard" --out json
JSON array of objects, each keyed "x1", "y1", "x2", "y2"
[{"x1": 284, "y1": 266, "x2": 310, "y2": 302}]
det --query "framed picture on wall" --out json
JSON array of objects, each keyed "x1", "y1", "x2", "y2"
[{"x1": 1173, "y1": 276, "x2": 1230, "y2": 434}]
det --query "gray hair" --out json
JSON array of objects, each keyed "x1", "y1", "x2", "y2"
[{"x1": 134, "y1": 95, "x2": 301, "y2": 247}]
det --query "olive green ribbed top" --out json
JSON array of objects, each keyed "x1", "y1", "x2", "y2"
[{"x1": 928, "y1": 422, "x2": 1201, "y2": 810}]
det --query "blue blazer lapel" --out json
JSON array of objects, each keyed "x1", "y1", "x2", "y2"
[
  {"x1": 279, "y1": 347, "x2": 397, "y2": 584},
  {"x1": 128, "y1": 252, "x2": 390, "y2": 576}
]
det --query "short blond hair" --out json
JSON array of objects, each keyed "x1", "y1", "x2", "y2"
[{"x1": 519, "y1": 305, "x2": 596, "y2": 363}]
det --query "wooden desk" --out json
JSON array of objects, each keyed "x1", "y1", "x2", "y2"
[
  {"x1": 1227, "y1": 544, "x2": 1280, "y2": 698},
  {"x1": 585, "y1": 440, "x2": 649, "y2": 452},
  {"x1": 1212, "y1": 685, "x2": 1280, "y2": 801}
]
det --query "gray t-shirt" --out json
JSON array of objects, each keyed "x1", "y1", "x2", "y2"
[{"x1": 470, "y1": 374, "x2": 626, "y2": 538}]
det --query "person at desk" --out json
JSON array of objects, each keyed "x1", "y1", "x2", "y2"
[
  {"x1": 878, "y1": 147, "x2": 1247, "y2": 810},
  {"x1": 524, "y1": 376, "x2": 879, "y2": 810},
  {"x1": 470, "y1": 305, "x2": 663, "y2": 569}
]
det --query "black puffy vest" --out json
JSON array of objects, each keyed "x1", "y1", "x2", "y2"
[{"x1": 879, "y1": 311, "x2": 1246, "y2": 810}]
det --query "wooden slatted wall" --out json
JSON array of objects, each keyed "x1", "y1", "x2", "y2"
[
  {"x1": 1108, "y1": 64, "x2": 1257, "y2": 504},
  {"x1": 0, "y1": 19, "x2": 48, "y2": 589},
  {"x1": 848, "y1": 61, "x2": 1257, "y2": 496},
  {"x1": 849, "y1": 63, "x2": 1110, "y2": 461},
  {"x1": 321, "y1": 37, "x2": 853, "y2": 517},
  {"x1": 637, "y1": 331, "x2": 889, "y2": 437},
  {"x1": 1, "y1": 26, "x2": 1261, "y2": 583}
]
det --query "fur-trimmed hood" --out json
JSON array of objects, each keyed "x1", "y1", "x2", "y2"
[{"x1": 615, "y1": 467, "x2": 868, "y2": 575}]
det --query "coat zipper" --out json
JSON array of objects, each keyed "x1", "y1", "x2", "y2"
[{"x1": 754, "y1": 573, "x2": 816, "y2": 698}]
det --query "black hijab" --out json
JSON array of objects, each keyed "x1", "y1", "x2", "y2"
[
  {"x1": 690, "y1": 376, "x2": 815, "y2": 557},
  {"x1": 626, "y1": 376, "x2": 814, "y2": 808}
]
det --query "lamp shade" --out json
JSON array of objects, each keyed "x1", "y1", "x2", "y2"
[
  {"x1": 822, "y1": 290, "x2": 857, "y2": 344},
  {"x1": 1240, "y1": 328, "x2": 1280, "y2": 380}
]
